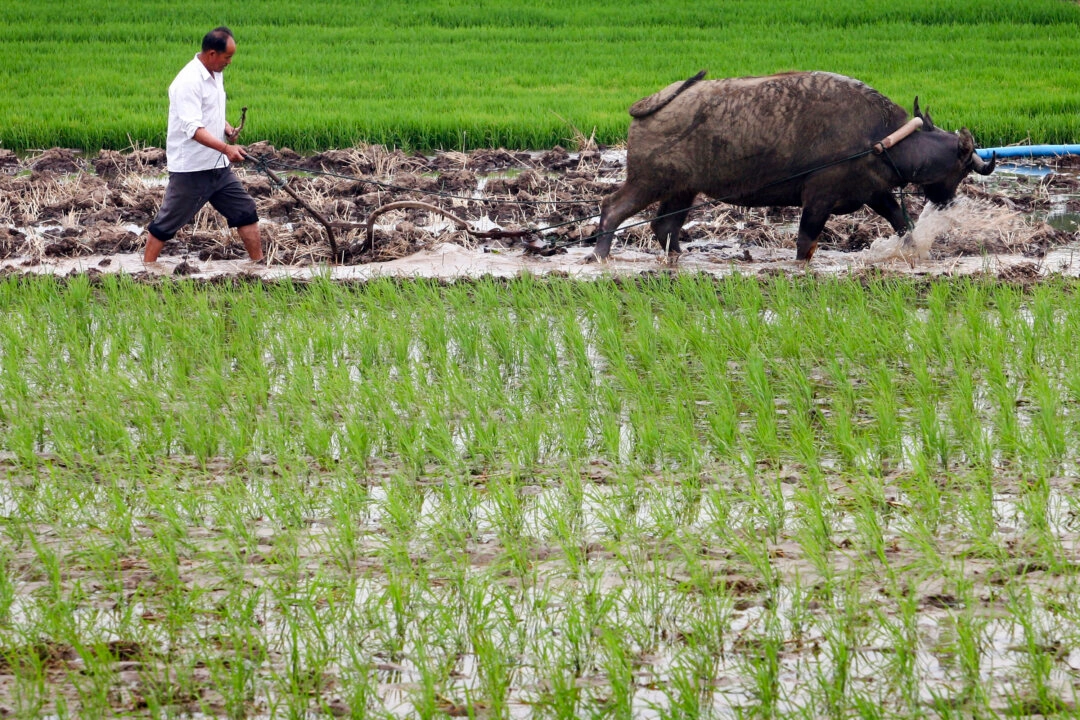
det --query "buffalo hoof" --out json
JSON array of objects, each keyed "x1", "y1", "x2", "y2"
[
  {"x1": 583, "y1": 252, "x2": 606, "y2": 264},
  {"x1": 795, "y1": 242, "x2": 818, "y2": 262}
]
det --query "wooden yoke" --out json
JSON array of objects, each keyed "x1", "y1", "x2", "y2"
[{"x1": 873, "y1": 117, "x2": 923, "y2": 154}]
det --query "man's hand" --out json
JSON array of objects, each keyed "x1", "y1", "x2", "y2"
[
  {"x1": 225, "y1": 123, "x2": 240, "y2": 142},
  {"x1": 223, "y1": 144, "x2": 247, "y2": 163},
  {"x1": 192, "y1": 126, "x2": 246, "y2": 162}
]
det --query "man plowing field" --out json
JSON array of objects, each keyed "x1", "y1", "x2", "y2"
[{"x1": 143, "y1": 26, "x2": 264, "y2": 265}]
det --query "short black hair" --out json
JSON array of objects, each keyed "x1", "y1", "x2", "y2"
[{"x1": 202, "y1": 26, "x2": 234, "y2": 53}]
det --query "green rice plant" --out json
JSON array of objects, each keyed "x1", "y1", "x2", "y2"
[
  {"x1": 701, "y1": 369, "x2": 741, "y2": 463},
  {"x1": 823, "y1": 357, "x2": 869, "y2": 471},
  {"x1": 531, "y1": 645, "x2": 585, "y2": 719},
  {"x1": 947, "y1": 360, "x2": 991, "y2": 470},
  {"x1": 1027, "y1": 364, "x2": 1067, "y2": 469},
  {"x1": 745, "y1": 353, "x2": 781, "y2": 463},
  {"x1": 956, "y1": 475, "x2": 1007, "y2": 563},
  {"x1": 849, "y1": 475, "x2": 891, "y2": 566},
  {"x1": 9, "y1": 1, "x2": 1079, "y2": 151},
  {"x1": 867, "y1": 364, "x2": 901, "y2": 472},
  {"x1": 596, "y1": 626, "x2": 635, "y2": 717},
  {"x1": 876, "y1": 584, "x2": 922, "y2": 714},
  {"x1": 779, "y1": 362, "x2": 821, "y2": 471},
  {"x1": 953, "y1": 581, "x2": 991, "y2": 712},
  {"x1": 657, "y1": 648, "x2": 715, "y2": 720},
  {"x1": 336, "y1": 656, "x2": 383, "y2": 720},
  {"x1": 1002, "y1": 584, "x2": 1070, "y2": 716},
  {"x1": 7, "y1": 275, "x2": 1080, "y2": 715},
  {"x1": 621, "y1": 551, "x2": 683, "y2": 654},
  {"x1": 737, "y1": 610, "x2": 786, "y2": 717},
  {"x1": 486, "y1": 475, "x2": 534, "y2": 579},
  {"x1": 4, "y1": 643, "x2": 51, "y2": 719},
  {"x1": 1017, "y1": 473, "x2": 1055, "y2": 543},
  {"x1": 910, "y1": 360, "x2": 951, "y2": 470},
  {"x1": 793, "y1": 485, "x2": 836, "y2": 589},
  {"x1": 202, "y1": 628, "x2": 264, "y2": 720},
  {"x1": 812, "y1": 576, "x2": 871, "y2": 719}
]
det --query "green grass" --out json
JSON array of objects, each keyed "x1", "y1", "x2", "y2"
[
  {"x1": 1, "y1": 0, "x2": 1079, "y2": 151},
  {"x1": 2, "y1": 273, "x2": 1080, "y2": 716}
]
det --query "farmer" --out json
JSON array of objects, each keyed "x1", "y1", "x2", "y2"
[{"x1": 144, "y1": 26, "x2": 263, "y2": 263}]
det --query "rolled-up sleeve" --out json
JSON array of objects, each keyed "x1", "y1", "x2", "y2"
[{"x1": 170, "y1": 80, "x2": 204, "y2": 138}]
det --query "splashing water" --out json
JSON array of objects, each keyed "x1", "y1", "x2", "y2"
[{"x1": 862, "y1": 196, "x2": 1029, "y2": 265}]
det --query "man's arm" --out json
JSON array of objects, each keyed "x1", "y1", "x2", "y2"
[
  {"x1": 192, "y1": 127, "x2": 245, "y2": 162},
  {"x1": 172, "y1": 80, "x2": 245, "y2": 162}
]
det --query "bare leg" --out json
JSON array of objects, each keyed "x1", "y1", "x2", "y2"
[
  {"x1": 588, "y1": 183, "x2": 660, "y2": 262},
  {"x1": 143, "y1": 233, "x2": 166, "y2": 262},
  {"x1": 237, "y1": 223, "x2": 264, "y2": 262},
  {"x1": 650, "y1": 192, "x2": 697, "y2": 256}
]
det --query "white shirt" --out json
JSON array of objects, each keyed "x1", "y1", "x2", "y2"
[{"x1": 165, "y1": 55, "x2": 229, "y2": 172}]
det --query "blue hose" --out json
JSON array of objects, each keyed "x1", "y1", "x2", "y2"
[{"x1": 976, "y1": 144, "x2": 1080, "y2": 160}]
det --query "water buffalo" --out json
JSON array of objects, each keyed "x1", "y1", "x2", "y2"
[{"x1": 589, "y1": 71, "x2": 996, "y2": 262}]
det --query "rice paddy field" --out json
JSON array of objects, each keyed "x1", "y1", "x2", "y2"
[
  {"x1": 1, "y1": 0, "x2": 1080, "y2": 150},
  {"x1": 0, "y1": 273, "x2": 1080, "y2": 717},
  {"x1": 5, "y1": 0, "x2": 1080, "y2": 718}
]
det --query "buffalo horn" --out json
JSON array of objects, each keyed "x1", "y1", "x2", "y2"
[
  {"x1": 971, "y1": 150, "x2": 997, "y2": 175},
  {"x1": 913, "y1": 97, "x2": 936, "y2": 131}
]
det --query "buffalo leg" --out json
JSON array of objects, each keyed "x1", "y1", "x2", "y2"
[
  {"x1": 867, "y1": 192, "x2": 910, "y2": 234},
  {"x1": 651, "y1": 191, "x2": 697, "y2": 256},
  {"x1": 795, "y1": 204, "x2": 831, "y2": 261},
  {"x1": 588, "y1": 183, "x2": 659, "y2": 262}
]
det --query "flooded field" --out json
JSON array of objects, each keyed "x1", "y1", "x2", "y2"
[
  {"x1": 2, "y1": 269, "x2": 1080, "y2": 717},
  {"x1": 4, "y1": 453, "x2": 1079, "y2": 718},
  {"x1": 1, "y1": 144, "x2": 1078, "y2": 282}
]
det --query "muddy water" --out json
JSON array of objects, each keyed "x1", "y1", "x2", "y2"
[
  {"x1": 7, "y1": 466, "x2": 1073, "y2": 718},
  {"x1": 5, "y1": 228, "x2": 1076, "y2": 284}
]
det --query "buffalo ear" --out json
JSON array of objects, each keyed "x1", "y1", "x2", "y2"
[
  {"x1": 958, "y1": 128, "x2": 975, "y2": 158},
  {"x1": 913, "y1": 96, "x2": 921, "y2": 119}
]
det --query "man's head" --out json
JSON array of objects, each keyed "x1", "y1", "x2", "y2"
[{"x1": 199, "y1": 26, "x2": 236, "y2": 73}]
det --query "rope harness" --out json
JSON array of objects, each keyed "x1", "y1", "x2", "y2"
[
  {"x1": 879, "y1": 147, "x2": 917, "y2": 231},
  {"x1": 243, "y1": 125, "x2": 922, "y2": 263}
]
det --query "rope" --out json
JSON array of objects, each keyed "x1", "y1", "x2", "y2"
[
  {"x1": 253, "y1": 155, "x2": 602, "y2": 207},
  {"x1": 880, "y1": 147, "x2": 916, "y2": 231},
  {"x1": 247, "y1": 142, "x2": 917, "y2": 257},
  {"x1": 245, "y1": 151, "x2": 606, "y2": 254}
]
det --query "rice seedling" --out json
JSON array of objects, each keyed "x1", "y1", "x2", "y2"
[{"x1": 2, "y1": 273, "x2": 1080, "y2": 715}]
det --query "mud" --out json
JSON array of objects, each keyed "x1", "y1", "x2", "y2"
[{"x1": 1, "y1": 145, "x2": 1077, "y2": 281}]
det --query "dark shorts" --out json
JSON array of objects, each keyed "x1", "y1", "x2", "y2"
[{"x1": 147, "y1": 167, "x2": 259, "y2": 241}]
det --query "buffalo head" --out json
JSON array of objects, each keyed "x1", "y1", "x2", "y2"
[{"x1": 912, "y1": 98, "x2": 996, "y2": 205}]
